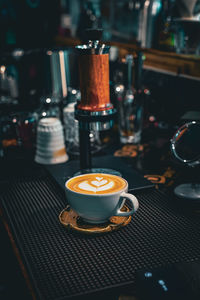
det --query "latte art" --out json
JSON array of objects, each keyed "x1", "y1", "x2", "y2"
[
  {"x1": 78, "y1": 178, "x2": 114, "y2": 192},
  {"x1": 66, "y1": 173, "x2": 127, "y2": 194}
]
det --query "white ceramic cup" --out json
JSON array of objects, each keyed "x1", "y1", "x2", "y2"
[{"x1": 65, "y1": 173, "x2": 139, "y2": 224}]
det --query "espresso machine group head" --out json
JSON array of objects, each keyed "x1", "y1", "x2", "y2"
[{"x1": 75, "y1": 29, "x2": 116, "y2": 171}]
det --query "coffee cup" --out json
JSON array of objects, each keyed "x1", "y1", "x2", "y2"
[
  {"x1": 35, "y1": 117, "x2": 68, "y2": 164},
  {"x1": 65, "y1": 173, "x2": 139, "y2": 224}
]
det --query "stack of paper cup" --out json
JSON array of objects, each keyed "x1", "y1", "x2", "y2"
[{"x1": 35, "y1": 117, "x2": 68, "y2": 164}]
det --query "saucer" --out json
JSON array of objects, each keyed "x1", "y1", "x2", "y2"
[{"x1": 59, "y1": 205, "x2": 132, "y2": 234}]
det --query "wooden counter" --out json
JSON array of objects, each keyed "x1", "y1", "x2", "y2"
[{"x1": 55, "y1": 35, "x2": 200, "y2": 80}]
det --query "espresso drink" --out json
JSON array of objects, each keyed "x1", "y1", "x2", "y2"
[{"x1": 66, "y1": 173, "x2": 127, "y2": 195}]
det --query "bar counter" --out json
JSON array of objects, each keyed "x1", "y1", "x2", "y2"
[
  {"x1": 55, "y1": 35, "x2": 200, "y2": 80},
  {"x1": 1, "y1": 130, "x2": 200, "y2": 300}
]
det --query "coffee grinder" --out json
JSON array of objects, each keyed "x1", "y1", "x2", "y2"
[{"x1": 75, "y1": 29, "x2": 118, "y2": 174}]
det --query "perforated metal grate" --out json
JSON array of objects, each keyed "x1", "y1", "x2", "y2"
[{"x1": 1, "y1": 174, "x2": 200, "y2": 300}]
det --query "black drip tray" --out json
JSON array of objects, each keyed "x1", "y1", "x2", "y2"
[
  {"x1": 1, "y1": 173, "x2": 200, "y2": 300},
  {"x1": 45, "y1": 155, "x2": 154, "y2": 192}
]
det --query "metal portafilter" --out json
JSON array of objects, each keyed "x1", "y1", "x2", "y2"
[{"x1": 75, "y1": 29, "x2": 117, "y2": 172}]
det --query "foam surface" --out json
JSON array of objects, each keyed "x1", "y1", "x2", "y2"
[{"x1": 66, "y1": 173, "x2": 126, "y2": 194}]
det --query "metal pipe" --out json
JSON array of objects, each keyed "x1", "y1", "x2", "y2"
[{"x1": 79, "y1": 126, "x2": 92, "y2": 170}]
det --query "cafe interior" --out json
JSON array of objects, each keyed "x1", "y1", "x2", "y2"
[{"x1": 1, "y1": 0, "x2": 200, "y2": 299}]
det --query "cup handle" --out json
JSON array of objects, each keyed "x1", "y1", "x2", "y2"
[{"x1": 114, "y1": 192, "x2": 139, "y2": 217}]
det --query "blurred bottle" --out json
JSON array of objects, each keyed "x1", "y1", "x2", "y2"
[
  {"x1": 0, "y1": 114, "x2": 18, "y2": 156},
  {"x1": 76, "y1": 0, "x2": 102, "y2": 41},
  {"x1": 0, "y1": 111, "x2": 37, "y2": 158},
  {"x1": 157, "y1": 0, "x2": 176, "y2": 51},
  {"x1": 116, "y1": 54, "x2": 144, "y2": 144},
  {"x1": 138, "y1": 0, "x2": 162, "y2": 48},
  {"x1": 58, "y1": 0, "x2": 72, "y2": 37},
  {"x1": 0, "y1": 63, "x2": 18, "y2": 104},
  {"x1": 63, "y1": 100, "x2": 80, "y2": 154},
  {"x1": 16, "y1": 111, "x2": 37, "y2": 150},
  {"x1": 63, "y1": 88, "x2": 102, "y2": 156}
]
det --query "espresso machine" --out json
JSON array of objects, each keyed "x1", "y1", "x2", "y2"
[{"x1": 75, "y1": 29, "x2": 117, "y2": 173}]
